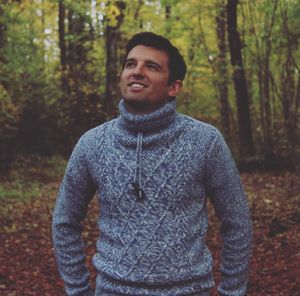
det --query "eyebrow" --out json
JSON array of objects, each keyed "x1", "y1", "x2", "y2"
[
  {"x1": 125, "y1": 58, "x2": 163, "y2": 70},
  {"x1": 125, "y1": 58, "x2": 135, "y2": 64}
]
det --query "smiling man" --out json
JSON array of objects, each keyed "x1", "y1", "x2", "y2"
[
  {"x1": 52, "y1": 32, "x2": 252, "y2": 296},
  {"x1": 119, "y1": 44, "x2": 182, "y2": 114}
]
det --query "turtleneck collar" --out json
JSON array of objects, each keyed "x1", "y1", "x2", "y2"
[
  {"x1": 118, "y1": 98, "x2": 176, "y2": 134},
  {"x1": 114, "y1": 98, "x2": 178, "y2": 202}
]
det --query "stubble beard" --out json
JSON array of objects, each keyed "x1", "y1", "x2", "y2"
[{"x1": 124, "y1": 97, "x2": 152, "y2": 114}]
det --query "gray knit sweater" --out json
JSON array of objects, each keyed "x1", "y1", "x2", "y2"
[{"x1": 52, "y1": 99, "x2": 252, "y2": 296}]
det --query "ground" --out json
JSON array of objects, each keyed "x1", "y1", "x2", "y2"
[{"x1": 0, "y1": 167, "x2": 299, "y2": 296}]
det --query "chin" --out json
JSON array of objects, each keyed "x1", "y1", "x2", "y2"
[
  {"x1": 124, "y1": 95, "x2": 145, "y2": 100},
  {"x1": 124, "y1": 97, "x2": 147, "y2": 104},
  {"x1": 124, "y1": 98, "x2": 150, "y2": 111}
]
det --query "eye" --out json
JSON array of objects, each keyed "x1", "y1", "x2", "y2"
[
  {"x1": 125, "y1": 61, "x2": 135, "y2": 68},
  {"x1": 147, "y1": 64, "x2": 159, "y2": 71}
]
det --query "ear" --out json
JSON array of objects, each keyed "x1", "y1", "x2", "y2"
[{"x1": 168, "y1": 80, "x2": 183, "y2": 97}]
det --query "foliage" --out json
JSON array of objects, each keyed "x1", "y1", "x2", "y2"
[
  {"x1": 0, "y1": 154, "x2": 66, "y2": 201},
  {"x1": 0, "y1": 180, "x2": 41, "y2": 201},
  {"x1": 0, "y1": 0, "x2": 299, "y2": 167},
  {"x1": 0, "y1": 86, "x2": 20, "y2": 168}
]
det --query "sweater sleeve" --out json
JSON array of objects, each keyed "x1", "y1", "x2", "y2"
[
  {"x1": 204, "y1": 129, "x2": 253, "y2": 296},
  {"x1": 52, "y1": 135, "x2": 96, "y2": 296}
]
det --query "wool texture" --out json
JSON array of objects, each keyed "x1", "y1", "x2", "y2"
[{"x1": 52, "y1": 99, "x2": 253, "y2": 296}]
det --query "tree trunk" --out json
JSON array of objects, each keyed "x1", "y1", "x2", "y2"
[
  {"x1": 0, "y1": 2, "x2": 6, "y2": 58},
  {"x1": 226, "y1": 0, "x2": 254, "y2": 158},
  {"x1": 67, "y1": 9, "x2": 74, "y2": 73},
  {"x1": 165, "y1": 5, "x2": 171, "y2": 19},
  {"x1": 69, "y1": 5, "x2": 91, "y2": 138},
  {"x1": 104, "y1": 1, "x2": 126, "y2": 118},
  {"x1": 262, "y1": 47, "x2": 273, "y2": 160},
  {"x1": 279, "y1": 3, "x2": 299, "y2": 160},
  {"x1": 261, "y1": 0, "x2": 278, "y2": 161},
  {"x1": 134, "y1": 0, "x2": 144, "y2": 29},
  {"x1": 58, "y1": 0, "x2": 69, "y2": 94},
  {"x1": 58, "y1": 0, "x2": 66, "y2": 67},
  {"x1": 0, "y1": 1, "x2": 8, "y2": 90},
  {"x1": 165, "y1": 5, "x2": 171, "y2": 34},
  {"x1": 281, "y1": 40, "x2": 297, "y2": 158},
  {"x1": 216, "y1": 3, "x2": 231, "y2": 141},
  {"x1": 58, "y1": 2, "x2": 95, "y2": 142}
]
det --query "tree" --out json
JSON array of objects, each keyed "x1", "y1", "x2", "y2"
[
  {"x1": 165, "y1": 3, "x2": 171, "y2": 34},
  {"x1": 216, "y1": 1, "x2": 231, "y2": 141},
  {"x1": 247, "y1": 0, "x2": 278, "y2": 162},
  {"x1": 0, "y1": 0, "x2": 299, "y2": 168},
  {"x1": 278, "y1": 1, "x2": 300, "y2": 159},
  {"x1": 104, "y1": 1, "x2": 126, "y2": 118},
  {"x1": 57, "y1": 1, "x2": 106, "y2": 144},
  {"x1": 0, "y1": 1, "x2": 19, "y2": 168},
  {"x1": 227, "y1": 0, "x2": 254, "y2": 158},
  {"x1": 58, "y1": 0, "x2": 68, "y2": 93},
  {"x1": 133, "y1": 0, "x2": 144, "y2": 29}
]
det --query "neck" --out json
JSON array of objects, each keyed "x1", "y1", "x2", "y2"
[
  {"x1": 124, "y1": 98, "x2": 174, "y2": 115},
  {"x1": 118, "y1": 98, "x2": 177, "y2": 134}
]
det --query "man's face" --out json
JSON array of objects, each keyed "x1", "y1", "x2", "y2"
[{"x1": 120, "y1": 45, "x2": 182, "y2": 114}]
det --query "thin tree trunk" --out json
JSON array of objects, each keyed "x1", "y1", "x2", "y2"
[
  {"x1": 262, "y1": 48, "x2": 273, "y2": 160},
  {"x1": 0, "y1": 4, "x2": 5, "y2": 56},
  {"x1": 41, "y1": 0, "x2": 45, "y2": 48},
  {"x1": 165, "y1": 5, "x2": 171, "y2": 19},
  {"x1": 216, "y1": 3, "x2": 231, "y2": 141},
  {"x1": 0, "y1": 1, "x2": 8, "y2": 90},
  {"x1": 134, "y1": 0, "x2": 144, "y2": 29},
  {"x1": 58, "y1": 0, "x2": 69, "y2": 94},
  {"x1": 58, "y1": 0, "x2": 66, "y2": 66},
  {"x1": 261, "y1": 0, "x2": 278, "y2": 161},
  {"x1": 165, "y1": 5, "x2": 171, "y2": 34},
  {"x1": 279, "y1": 3, "x2": 299, "y2": 159},
  {"x1": 226, "y1": 0, "x2": 254, "y2": 158},
  {"x1": 198, "y1": 6, "x2": 231, "y2": 142},
  {"x1": 134, "y1": 0, "x2": 143, "y2": 29},
  {"x1": 67, "y1": 9, "x2": 76, "y2": 74},
  {"x1": 104, "y1": 1, "x2": 125, "y2": 118}
]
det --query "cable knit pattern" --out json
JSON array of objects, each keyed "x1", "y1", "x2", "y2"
[{"x1": 52, "y1": 99, "x2": 253, "y2": 296}]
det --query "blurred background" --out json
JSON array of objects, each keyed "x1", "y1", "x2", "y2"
[{"x1": 0, "y1": 0, "x2": 299, "y2": 168}]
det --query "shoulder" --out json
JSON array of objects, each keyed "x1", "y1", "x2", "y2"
[
  {"x1": 66, "y1": 119, "x2": 117, "y2": 167},
  {"x1": 72, "y1": 119, "x2": 117, "y2": 157},
  {"x1": 177, "y1": 114, "x2": 236, "y2": 173},
  {"x1": 79, "y1": 119, "x2": 116, "y2": 144},
  {"x1": 176, "y1": 113, "x2": 222, "y2": 145}
]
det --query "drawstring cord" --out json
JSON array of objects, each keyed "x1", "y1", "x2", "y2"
[{"x1": 131, "y1": 132, "x2": 145, "y2": 202}]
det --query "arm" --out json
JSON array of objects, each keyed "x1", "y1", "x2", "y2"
[
  {"x1": 52, "y1": 135, "x2": 96, "y2": 296},
  {"x1": 205, "y1": 130, "x2": 253, "y2": 296}
]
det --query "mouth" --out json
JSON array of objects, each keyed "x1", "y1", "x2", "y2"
[{"x1": 128, "y1": 82, "x2": 148, "y2": 89}]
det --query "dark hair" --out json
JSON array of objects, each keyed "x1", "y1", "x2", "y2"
[{"x1": 123, "y1": 32, "x2": 186, "y2": 84}]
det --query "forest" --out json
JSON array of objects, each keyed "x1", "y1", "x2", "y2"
[
  {"x1": 0, "y1": 0, "x2": 299, "y2": 168},
  {"x1": 0, "y1": 0, "x2": 299, "y2": 295}
]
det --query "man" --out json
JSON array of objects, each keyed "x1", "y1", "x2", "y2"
[{"x1": 52, "y1": 32, "x2": 252, "y2": 296}]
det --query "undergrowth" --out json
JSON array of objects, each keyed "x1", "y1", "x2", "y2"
[{"x1": 0, "y1": 154, "x2": 67, "y2": 201}]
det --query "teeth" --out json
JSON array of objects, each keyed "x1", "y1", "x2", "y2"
[{"x1": 131, "y1": 83, "x2": 144, "y2": 88}]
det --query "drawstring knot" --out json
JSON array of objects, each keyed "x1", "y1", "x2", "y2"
[
  {"x1": 131, "y1": 181, "x2": 145, "y2": 202},
  {"x1": 131, "y1": 132, "x2": 145, "y2": 202}
]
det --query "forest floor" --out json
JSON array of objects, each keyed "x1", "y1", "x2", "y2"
[{"x1": 0, "y1": 156, "x2": 299, "y2": 296}]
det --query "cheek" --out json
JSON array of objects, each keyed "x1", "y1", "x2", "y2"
[
  {"x1": 119, "y1": 74, "x2": 127, "y2": 88},
  {"x1": 153, "y1": 79, "x2": 170, "y2": 92}
]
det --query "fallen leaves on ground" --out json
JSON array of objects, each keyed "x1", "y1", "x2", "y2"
[{"x1": 0, "y1": 171, "x2": 299, "y2": 296}]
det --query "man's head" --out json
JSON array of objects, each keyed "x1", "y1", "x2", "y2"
[
  {"x1": 123, "y1": 32, "x2": 186, "y2": 84},
  {"x1": 120, "y1": 32, "x2": 186, "y2": 114}
]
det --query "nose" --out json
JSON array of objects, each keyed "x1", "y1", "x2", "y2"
[{"x1": 132, "y1": 62, "x2": 145, "y2": 77}]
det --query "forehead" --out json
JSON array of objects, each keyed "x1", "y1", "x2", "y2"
[{"x1": 127, "y1": 45, "x2": 169, "y2": 66}]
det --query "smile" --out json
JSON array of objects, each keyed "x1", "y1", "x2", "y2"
[{"x1": 128, "y1": 82, "x2": 147, "y2": 88}]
